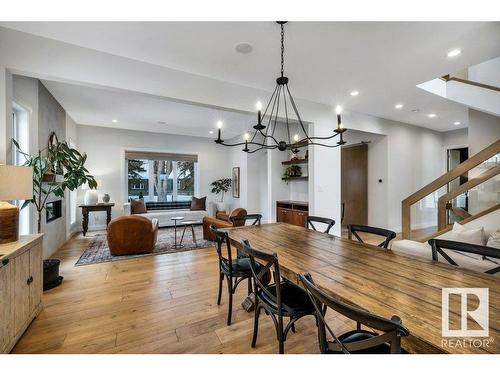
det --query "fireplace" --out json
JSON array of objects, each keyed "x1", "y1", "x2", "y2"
[{"x1": 46, "y1": 200, "x2": 62, "y2": 223}]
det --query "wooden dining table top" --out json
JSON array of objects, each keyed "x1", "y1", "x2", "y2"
[{"x1": 224, "y1": 222, "x2": 499, "y2": 354}]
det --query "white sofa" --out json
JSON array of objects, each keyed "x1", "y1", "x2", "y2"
[
  {"x1": 391, "y1": 209, "x2": 500, "y2": 274},
  {"x1": 123, "y1": 203, "x2": 209, "y2": 227}
]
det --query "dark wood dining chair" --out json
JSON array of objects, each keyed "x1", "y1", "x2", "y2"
[
  {"x1": 230, "y1": 214, "x2": 262, "y2": 226},
  {"x1": 241, "y1": 240, "x2": 316, "y2": 354},
  {"x1": 428, "y1": 239, "x2": 500, "y2": 275},
  {"x1": 299, "y1": 273, "x2": 409, "y2": 354},
  {"x1": 347, "y1": 224, "x2": 396, "y2": 249},
  {"x1": 307, "y1": 216, "x2": 335, "y2": 234},
  {"x1": 209, "y1": 225, "x2": 254, "y2": 325}
]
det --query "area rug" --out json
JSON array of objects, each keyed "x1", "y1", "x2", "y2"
[{"x1": 75, "y1": 225, "x2": 213, "y2": 266}]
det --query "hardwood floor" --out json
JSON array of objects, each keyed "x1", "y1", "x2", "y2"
[{"x1": 13, "y1": 231, "x2": 355, "y2": 354}]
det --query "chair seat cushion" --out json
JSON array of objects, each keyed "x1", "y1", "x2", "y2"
[
  {"x1": 332, "y1": 329, "x2": 391, "y2": 354},
  {"x1": 258, "y1": 281, "x2": 315, "y2": 315},
  {"x1": 222, "y1": 257, "x2": 262, "y2": 276}
]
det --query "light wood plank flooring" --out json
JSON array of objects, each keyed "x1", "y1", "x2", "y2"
[{"x1": 13, "y1": 231, "x2": 358, "y2": 354}]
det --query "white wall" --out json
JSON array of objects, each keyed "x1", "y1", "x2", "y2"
[
  {"x1": 468, "y1": 109, "x2": 500, "y2": 155},
  {"x1": 76, "y1": 124, "x2": 230, "y2": 229},
  {"x1": 443, "y1": 128, "x2": 468, "y2": 149}
]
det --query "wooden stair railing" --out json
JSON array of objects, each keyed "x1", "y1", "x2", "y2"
[
  {"x1": 437, "y1": 163, "x2": 500, "y2": 230},
  {"x1": 442, "y1": 75, "x2": 500, "y2": 93},
  {"x1": 420, "y1": 203, "x2": 500, "y2": 243},
  {"x1": 402, "y1": 139, "x2": 500, "y2": 239}
]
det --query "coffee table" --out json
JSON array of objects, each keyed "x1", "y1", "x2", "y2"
[
  {"x1": 170, "y1": 216, "x2": 185, "y2": 249},
  {"x1": 179, "y1": 220, "x2": 201, "y2": 246}
]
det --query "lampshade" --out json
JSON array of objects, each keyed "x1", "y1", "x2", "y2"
[{"x1": 0, "y1": 165, "x2": 33, "y2": 201}]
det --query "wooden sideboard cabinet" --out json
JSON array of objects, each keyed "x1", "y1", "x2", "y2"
[
  {"x1": 0, "y1": 235, "x2": 43, "y2": 353},
  {"x1": 276, "y1": 200, "x2": 308, "y2": 227}
]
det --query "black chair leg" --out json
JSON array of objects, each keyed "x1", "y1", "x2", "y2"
[
  {"x1": 227, "y1": 276, "x2": 233, "y2": 326},
  {"x1": 217, "y1": 272, "x2": 223, "y2": 305},
  {"x1": 251, "y1": 305, "x2": 261, "y2": 348},
  {"x1": 247, "y1": 277, "x2": 252, "y2": 295},
  {"x1": 291, "y1": 321, "x2": 296, "y2": 333},
  {"x1": 278, "y1": 315, "x2": 285, "y2": 354}
]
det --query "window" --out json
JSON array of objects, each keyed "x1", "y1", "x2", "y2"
[
  {"x1": 126, "y1": 151, "x2": 198, "y2": 202},
  {"x1": 12, "y1": 102, "x2": 30, "y2": 235}
]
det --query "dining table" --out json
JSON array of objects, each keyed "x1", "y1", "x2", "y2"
[{"x1": 224, "y1": 222, "x2": 499, "y2": 354}]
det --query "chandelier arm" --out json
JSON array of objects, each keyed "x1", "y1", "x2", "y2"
[
  {"x1": 306, "y1": 141, "x2": 343, "y2": 148},
  {"x1": 271, "y1": 84, "x2": 282, "y2": 139},
  {"x1": 284, "y1": 84, "x2": 310, "y2": 137},
  {"x1": 261, "y1": 84, "x2": 279, "y2": 120},
  {"x1": 283, "y1": 84, "x2": 292, "y2": 145},
  {"x1": 247, "y1": 144, "x2": 278, "y2": 154},
  {"x1": 306, "y1": 132, "x2": 343, "y2": 141}
]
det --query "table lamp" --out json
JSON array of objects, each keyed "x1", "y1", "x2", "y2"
[{"x1": 0, "y1": 165, "x2": 33, "y2": 244}]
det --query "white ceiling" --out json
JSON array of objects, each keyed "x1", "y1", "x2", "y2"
[
  {"x1": 42, "y1": 80, "x2": 256, "y2": 139},
  {"x1": 4, "y1": 22, "x2": 500, "y2": 132}
]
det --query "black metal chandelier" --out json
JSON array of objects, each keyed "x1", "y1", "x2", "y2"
[{"x1": 215, "y1": 21, "x2": 347, "y2": 153}]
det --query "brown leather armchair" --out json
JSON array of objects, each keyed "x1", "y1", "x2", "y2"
[
  {"x1": 107, "y1": 215, "x2": 159, "y2": 256},
  {"x1": 202, "y1": 208, "x2": 247, "y2": 241}
]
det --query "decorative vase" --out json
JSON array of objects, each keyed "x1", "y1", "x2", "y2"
[
  {"x1": 84, "y1": 190, "x2": 98, "y2": 205},
  {"x1": 216, "y1": 202, "x2": 226, "y2": 212},
  {"x1": 102, "y1": 194, "x2": 110, "y2": 203}
]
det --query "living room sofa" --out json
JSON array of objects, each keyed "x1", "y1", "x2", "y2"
[{"x1": 123, "y1": 201, "x2": 209, "y2": 227}]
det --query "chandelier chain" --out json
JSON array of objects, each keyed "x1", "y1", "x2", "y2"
[{"x1": 280, "y1": 23, "x2": 285, "y2": 77}]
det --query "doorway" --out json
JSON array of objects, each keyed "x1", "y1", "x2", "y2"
[
  {"x1": 341, "y1": 143, "x2": 368, "y2": 228},
  {"x1": 446, "y1": 147, "x2": 469, "y2": 225}
]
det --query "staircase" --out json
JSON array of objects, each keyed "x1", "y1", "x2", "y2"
[{"x1": 402, "y1": 139, "x2": 500, "y2": 240}]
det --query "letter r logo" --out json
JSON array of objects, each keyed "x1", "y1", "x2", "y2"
[{"x1": 442, "y1": 288, "x2": 489, "y2": 337}]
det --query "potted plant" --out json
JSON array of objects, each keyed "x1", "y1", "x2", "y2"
[
  {"x1": 210, "y1": 178, "x2": 232, "y2": 212},
  {"x1": 12, "y1": 134, "x2": 97, "y2": 233},
  {"x1": 283, "y1": 165, "x2": 302, "y2": 183}
]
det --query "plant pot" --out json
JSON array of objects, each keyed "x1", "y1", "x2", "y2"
[
  {"x1": 216, "y1": 202, "x2": 226, "y2": 212},
  {"x1": 84, "y1": 190, "x2": 98, "y2": 205}
]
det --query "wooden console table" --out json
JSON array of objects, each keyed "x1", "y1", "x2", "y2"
[{"x1": 79, "y1": 203, "x2": 115, "y2": 236}]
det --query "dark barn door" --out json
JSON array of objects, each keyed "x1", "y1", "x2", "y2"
[{"x1": 341, "y1": 143, "x2": 368, "y2": 227}]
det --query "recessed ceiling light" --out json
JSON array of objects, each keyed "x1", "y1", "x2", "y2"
[
  {"x1": 209, "y1": 130, "x2": 214, "y2": 134},
  {"x1": 350, "y1": 90, "x2": 359, "y2": 96},
  {"x1": 395, "y1": 104, "x2": 404, "y2": 109},
  {"x1": 447, "y1": 49, "x2": 461, "y2": 58},
  {"x1": 235, "y1": 42, "x2": 253, "y2": 54},
  {"x1": 112, "y1": 119, "x2": 118, "y2": 123},
  {"x1": 428, "y1": 113, "x2": 437, "y2": 118},
  {"x1": 454, "y1": 121, "x2": 461, "y2": 126}
]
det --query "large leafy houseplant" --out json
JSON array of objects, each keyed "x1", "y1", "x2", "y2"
[
  {"x1": 210, "y1": 178, "x2": 232, "y2": 203},
  {"x1": 12, "y1": 135, "x2": 97, "y2": 233}
]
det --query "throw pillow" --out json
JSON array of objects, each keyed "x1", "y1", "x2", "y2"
[
  {"x1": 130, "y1": 198, "x2": 147, "y2": 214},
  {"x1": 190, "y1": 196, "x2": 206, "y2": 211},
  {"x1": 487, "y1": 230, "x2": 500, "y2": 249},
  {"x1": 439, "y1": 221, "x2": 485, "y2": 246}
]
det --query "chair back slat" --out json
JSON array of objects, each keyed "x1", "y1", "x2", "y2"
[
  {"x1": 347, "y1": 224, "x2": 396, "y2": 248},
  {"x1": 210, "y1": 225, "x2": 234, "y2": 273},
  {"x1": 429, "y1": 239, "x2": 500, "y2": 275},
  {"x1": 241, "y1": 240, "x2": 295, "y2": 315},
  {"x1": 307, "y1": 216, "x2": 335, "y2": 234},
  {"x1": 299, "y1": 273, "x2": 409, "y2": 354},
  {"x1": 230, "y1": 214, "x2": 262, "y2": 226}
]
